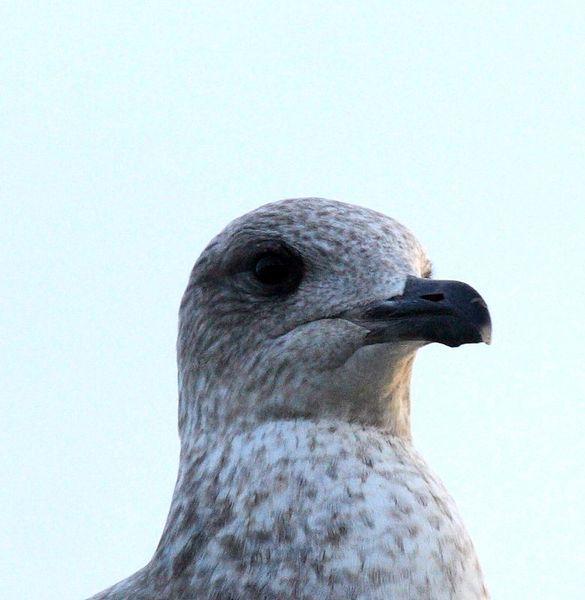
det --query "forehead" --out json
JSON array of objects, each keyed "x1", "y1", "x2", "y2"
[{"x1": 199, "y1": 198, "x2": 427, "y2": 272}]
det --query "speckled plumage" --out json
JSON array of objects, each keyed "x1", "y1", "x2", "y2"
[{"x1": 90, "y1": 198, "x2": 489, "y2": 600}]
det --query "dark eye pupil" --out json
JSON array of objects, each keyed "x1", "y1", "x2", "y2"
[{"x1": 254, "y1": 255, "x2": 290, "y2": 285}]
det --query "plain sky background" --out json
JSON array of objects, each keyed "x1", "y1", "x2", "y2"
[{"x1": 2, "y1": 3, "x2": 584, "y2": 599}]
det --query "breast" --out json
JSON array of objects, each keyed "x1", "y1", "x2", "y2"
[{"x1": 161, "y1": 420, "x2": 489, "y2": 599}]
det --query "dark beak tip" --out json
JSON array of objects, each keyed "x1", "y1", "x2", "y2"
[
  {"x1": 481, "y1": 324, "x2": 492, "y2": 345},
  {"x1": 440, "y1": 315, "x2": 492, "y2": 348},
  {"x1": 470, "y1": 295, "x2": 492, "y2": 346}
]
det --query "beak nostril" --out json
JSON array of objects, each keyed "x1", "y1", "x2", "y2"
[{"x1": 420, "y1": 293, "x2": 445, "y2": 302}]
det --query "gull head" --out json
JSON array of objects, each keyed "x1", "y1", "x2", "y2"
[{"x1": 177, "y1": 198, "x2": 491, "y2": 437}]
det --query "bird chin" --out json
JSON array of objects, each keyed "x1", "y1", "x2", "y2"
[
  {"x1": 356, "y1": 338, "x2": 424, "y2": 359},
  {"x1": 336, "y1": 342, "x2": 418, "y2": 392}
]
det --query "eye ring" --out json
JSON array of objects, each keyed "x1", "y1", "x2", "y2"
[{"x1": 251, "y1": 249, "x2": 303, "y2": 294}]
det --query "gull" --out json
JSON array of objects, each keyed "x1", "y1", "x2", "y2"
[{"x1": 90, "y1": 197, "x2": 492, "y2": 599}]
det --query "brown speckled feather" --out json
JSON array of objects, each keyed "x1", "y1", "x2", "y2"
[{"x1": 90, "y1": 198, "x2": 489, "y2": 600}]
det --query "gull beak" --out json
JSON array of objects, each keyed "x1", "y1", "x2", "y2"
[{"x1": 350, "y1": 276, "x2": 492, "y2": 348}]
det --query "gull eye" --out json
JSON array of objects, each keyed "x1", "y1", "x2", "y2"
[{"x1": 252, "y1": 250, "x2": 303, "y2": 293}]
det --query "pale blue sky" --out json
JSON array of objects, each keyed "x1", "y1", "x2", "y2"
[{"x1": 2, "y1": 3, "x2": 584, "y2": 599}]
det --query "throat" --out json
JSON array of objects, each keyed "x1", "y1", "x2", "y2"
[
  {"x1": 381, "y1": 365, "x2": 412, "y2": 439},
  {"x1": 343, "y1": 351, "x2": 414, "y2": 438},
  {"x1": 177, "y1": 350, "x2": 416, "y2": 441}
]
